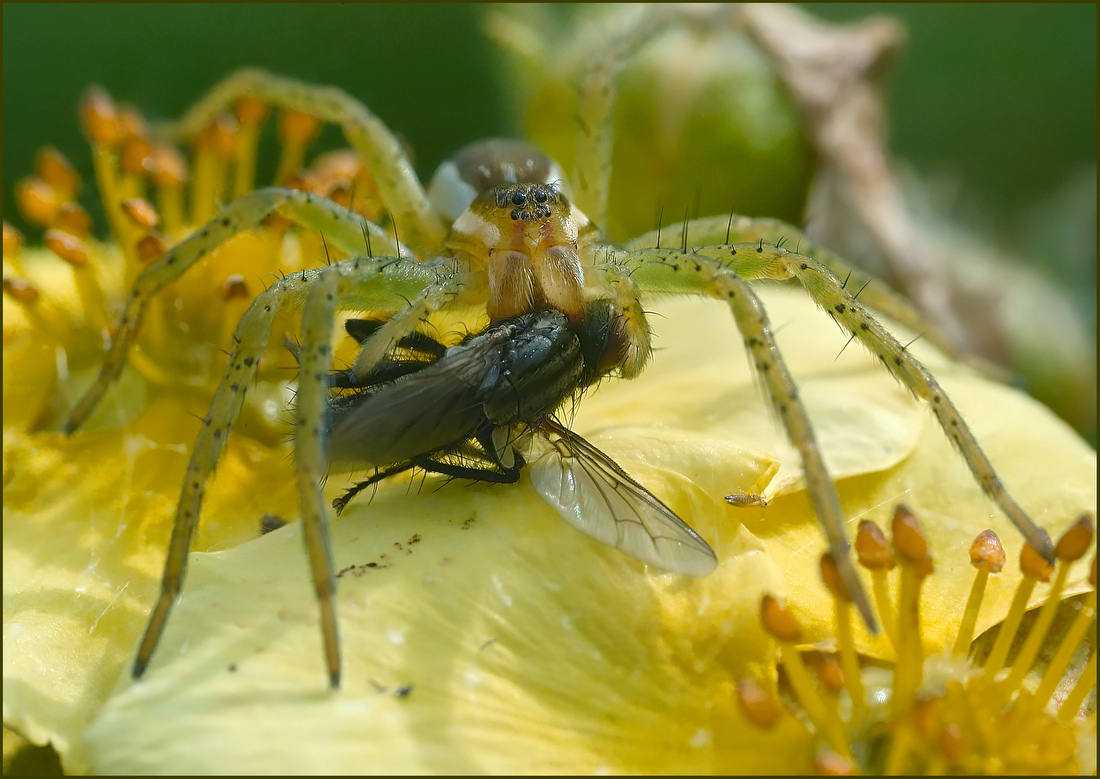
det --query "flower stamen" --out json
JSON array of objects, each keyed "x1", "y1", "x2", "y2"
[{"x1": 953, "y1": 529, "x2": 1006, "y2": 656}]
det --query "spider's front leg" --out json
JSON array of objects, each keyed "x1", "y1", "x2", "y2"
[
  {"x1": 292, "y1": 262, "x2": 479, "y2": 686},
  {"x1": 165, "y1": 68, "x2": 445, "y2": 255},
  {"x1": 64, "y1": 187, "x2": 404, "y2": 434},
  {"x1": 131, "y1": 254, "x2": 465, "y2": 684},
  {"x1": 607, "y1": 247, "x2": 877, "y2": 628},
  {"x1": 618, "y1": 240, "x2": 1054, "y2": 579}
]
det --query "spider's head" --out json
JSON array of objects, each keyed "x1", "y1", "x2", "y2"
[{"x1": 436, "y1": 139, "x2": 597, "y2": 324}]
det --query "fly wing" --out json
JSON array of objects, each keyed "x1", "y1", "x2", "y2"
[
  {"x1": 326, "y1": 337, "x2": 503, "y2": 468},
  {"x1": 528, "y1": 419, "x2": 717, "y2": 577}
]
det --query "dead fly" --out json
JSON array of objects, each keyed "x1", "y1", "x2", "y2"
[{"x1": 313, "y1": 305, "x2": 716, "y2": 576}]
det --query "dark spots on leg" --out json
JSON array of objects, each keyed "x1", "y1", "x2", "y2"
[
  {"x1": 800, "y1": 263, "x2": 808, "y2": 270},
  {"x1": 834, "y1": 303, "x2": 846, "y2": 313},
  {"x1": 243, "y1": 356, "x2": 255, "y2": 367},
  {"x1": 729, "y1": 248, "x2": 737, "y2": 256},
  {"x1": 166, "y1": 255, "x2": 177, "y2": 265},
  {"x1": 894, "y1": 356, "x2": 903, "y2": 366},
  {"x1": 860, "y1": 322, "x2": 869, "y2": 331},
  {"x1": 230, "y1": 383, "x2": 239, "y2": 393},
  {"x1": 221, "y1": 217, "x2": 231, "y2": 227}
]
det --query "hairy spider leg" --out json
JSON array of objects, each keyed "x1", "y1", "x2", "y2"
[
  {"x1": 628, "y1": 215, "x2": 1005, "y2": 378},
  {"x1": 621, "y1": 240, "x2": 1056, "y2": 561},
  {"x1": 165, "y1": 68, "x2": 445, "y2": 256},
  {"x1": 286, "y1": 260, "x2": 478, "y2": 687},
  {"x1": 64, "y1": 187, "x2": 406, "y2": 433},
  {"x1": 131, "y1": 253, "x2": 452, "y2": 684},
  {"x1": 572, "y1": 5, "x2": 725, "y2": 229}
]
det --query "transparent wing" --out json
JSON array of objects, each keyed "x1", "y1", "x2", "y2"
[{"x1": 528, "y1": 419, "x2": 717, "y2": 577}]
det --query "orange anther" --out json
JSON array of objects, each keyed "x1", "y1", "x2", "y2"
[
  {"x1": 197, "y1": 114, "x2": 237, "y2": 158},
  {"x1": 891, "y1": 504, "x2": 930, "y2": 565},
  {"x1": 815, "y1": 653, "x2": 844, "y2": 694},
  {"x1": 819, "y1": 553, "x2": 850, "y2": 602},
  {"x1": 855, "y1": 520, "x2": 895, "y2": 571},
  {"x1": 1054, "y1": 513, "x2": 1094, "y2": 562},
  {"x1": 937, "y1": 723, "x2": 962, "y2": 764},
  {"x1": 80, "y1": 85, "x2": 121, "y2": 147},
  {"x1": 120, "y1": 134, "x2": 155, "y2": 177},
  {"x1": 3, "y1": 277, "x2": 39, "y2": 303},
  {"x1": 151, "y1": 144, "x2": 189, "y2": 188},
  {"x1": 234, "y1": 96, "x2": 269, "y2": 126},
  {"x1": 15, "y1": 177, "x2": 61, "y2": 227},
  {"x1": 761, "y1": 595, "x2": 802, "y2": 642},
  {"x1": 117, "y1": 104, "x2": 150, "y2": 141},
  {"x1": 136, "y1": 233, "x2": 167, "y2": 264},
  {"x1": 282, "y1": 174, "x2": 315, "y2": 193},
  {"x1": 328, "y1": 183, "x2": 352, "y2": 210},
  {"x1": 735, "y1": 678, "x2": 783, "y2": 729},
  {"x1": 35, "y1": 147, "x2": 81, "y2": 197},
  {"x1": 4, "y1": 221, "x2": 24, "y2": 256},
  {"x1": 969, "y1": 529, "x2": 1005, "y2": 573},
  {"x1": 278, "y1": 108, "x2": 321, "y2": 146},
  {"x1": 1020, "y1": 540, "x2": 1055, "y2": 582},
  {"x1": 812, "y1": 750, "x2": 856, "y2": 776},
  {"x1": 44, "y1": 229, "x2": 90, "y2": 267},
  {"x1": 57, "y1": 203, "x2": 94, "y2": 236},
  {"x1": 120, "y1": 198, "x2": 159, "y2": 229}
]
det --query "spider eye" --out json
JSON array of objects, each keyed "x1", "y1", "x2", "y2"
[{"x1": 428, "y1": 138, "x2": 569, "y2": 223}]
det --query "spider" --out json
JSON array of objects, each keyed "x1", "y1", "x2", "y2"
[{"x1": 62, "y1": 22, "x2": 1054, "y2": 688}]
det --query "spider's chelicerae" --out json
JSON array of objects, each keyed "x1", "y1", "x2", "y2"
[{"x1": 63, "y1": 45, "x2": 1055, "y2": 687}]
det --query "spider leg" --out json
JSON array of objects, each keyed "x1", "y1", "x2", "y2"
[
  {"x1": 624, "y1": 241, "x2": 1056, "y2": 561},
  {"x1": 608, "y1": 246, "x2": 875, "y2": 627},
  {"x1": 64, "y1": 188, "x2": 408, "y2": 434},
  {"x1": 130, "y1": 253, "x2": 448, "y2": 683},
  {"x1": 572, "y1": 6, "x2": 725, "y2": 229},
  {"x1": 164, "y1": 68, "x2": 445, "y2": 255},
  {"x1": 293, "y1": 261, "x2": 478, "y2": 686},
  {"x1": 628, "y1": 214, "x2": 991, "y2": 375}
]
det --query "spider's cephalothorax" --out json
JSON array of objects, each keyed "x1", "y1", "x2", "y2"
[
  {"x1": 58, "y1": 59, "x2": 1058, "y2": 688},
  {"x1": 446, "y1": 175, "x2": 599, "y2": 324}
]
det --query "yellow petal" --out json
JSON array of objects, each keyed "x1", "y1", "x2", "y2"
[{"x1": 18, "y1": 288, "x2": 1080, "y2": 773}]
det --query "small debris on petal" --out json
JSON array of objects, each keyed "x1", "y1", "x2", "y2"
[{"x1": 221, "y1": 274, "x2": 250, "y2": 300}]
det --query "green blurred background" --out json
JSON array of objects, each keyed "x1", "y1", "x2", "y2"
[
  {"x1": 3, "y1": 3, "x2": 1096, "y2": 418},
  {"x1": 4, "y1": 4, "x2": 1094, "y2": 240}
]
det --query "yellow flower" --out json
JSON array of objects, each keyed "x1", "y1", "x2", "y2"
[{"x1": 3, "y1": 13, "x2": 1095, "y2": 771}]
